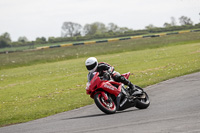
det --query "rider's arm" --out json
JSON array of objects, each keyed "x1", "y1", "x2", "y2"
[{"x1": 97, "y1": 62, "x2": 114, "y2": 75}]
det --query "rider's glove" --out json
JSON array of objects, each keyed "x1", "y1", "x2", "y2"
[
  {"x1": 108, "y1": 67, "x2": 114, "y2": 75},
  {"x1": 103, "y1": 72, "x2": 110, "y2": 80}
]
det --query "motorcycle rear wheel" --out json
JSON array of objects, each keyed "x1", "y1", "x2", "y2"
[
  {"x1": 94, "y1": 93, "x2": 116, "y2": 114},
  {"x1": 134, "y1": 86, "x2": 150, "y2": 109}
]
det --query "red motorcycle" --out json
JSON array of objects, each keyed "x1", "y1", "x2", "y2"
[{"x1": 86, "y1": 71, "x2": 150, "y2": 114}]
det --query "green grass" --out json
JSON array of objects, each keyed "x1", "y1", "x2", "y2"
[
  {"x1": 1, "y1": 32, "x2": 200, "y2": 70},
  {"x1": 0, "y1": 42, "x2": 200, "y2": 126}
]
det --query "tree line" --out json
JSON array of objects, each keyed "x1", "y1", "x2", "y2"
[{"x1": 0, "y1": 16, "x2": 199, "y2": 48}]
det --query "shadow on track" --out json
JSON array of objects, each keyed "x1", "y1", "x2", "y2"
[{"x1": 63, "y1": 108, "x2": 138, "y2": 120}]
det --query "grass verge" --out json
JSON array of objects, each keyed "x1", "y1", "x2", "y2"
[{"x1": 0, "y1": 42, "x2": 200, "y2": 126}]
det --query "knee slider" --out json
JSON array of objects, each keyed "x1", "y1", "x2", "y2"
[{"x1": 120, "y1": 76, "x2": 126, "y2": 81}]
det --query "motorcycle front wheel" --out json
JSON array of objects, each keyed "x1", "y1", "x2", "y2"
[{"x1": 94, "y1": 93, "x2": 116, "y2": 114}]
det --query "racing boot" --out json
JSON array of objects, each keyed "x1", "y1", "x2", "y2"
[{"x1": 127, "y1": 81, "x2": 136, "y2": 94}]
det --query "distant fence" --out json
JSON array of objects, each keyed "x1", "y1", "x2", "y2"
[
  {"x1": 36, "y1": 29, "x2": 200, "y2": 50},
  {"x1": 1, "y1": 29, "x2": 200, "y2": 54}
]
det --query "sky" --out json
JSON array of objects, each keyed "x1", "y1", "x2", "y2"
[{"x1": 0, "y1": 0, "x2": 199, "y2": 41}]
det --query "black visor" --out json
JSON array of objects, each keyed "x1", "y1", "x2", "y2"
[{"x1": 86, "y1": 62, "x2": 97, "y2": 71}]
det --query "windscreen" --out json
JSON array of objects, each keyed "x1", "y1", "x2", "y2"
[{"x1": 87, "y1": 72, "x2": 97, "y2": 82}]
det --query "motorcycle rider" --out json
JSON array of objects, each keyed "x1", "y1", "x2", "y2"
[{"x1": 85, "y1": 57, "x2": 135, "y2": 92}]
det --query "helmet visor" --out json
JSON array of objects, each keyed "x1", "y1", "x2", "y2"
[{"x1": 86, "y1": 62, "x2": 97, "y2": 71}]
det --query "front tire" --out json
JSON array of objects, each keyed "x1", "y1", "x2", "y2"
[{"x1": 94, "y1": 93, "x2": 116, "y2": 114}]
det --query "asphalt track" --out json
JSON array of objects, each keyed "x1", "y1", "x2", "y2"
[{"x1": 1, "y1": 72, "x2": 200, "y2": 133}]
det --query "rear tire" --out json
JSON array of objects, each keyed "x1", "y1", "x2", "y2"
[
  {"x1": 94, "y1": 93, "x2": 116, "y2": 114},
  {"x1": 134, "y1": 86, "x2": 150, "y2": 109}
]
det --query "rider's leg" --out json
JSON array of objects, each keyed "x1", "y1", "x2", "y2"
[{"x1": 112, "y1": 72, "x2": 135, "y2": 91}]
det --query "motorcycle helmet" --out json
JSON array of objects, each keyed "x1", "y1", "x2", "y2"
[{"x1": 85, "y1": 57, "x2": 98, "y2": 73}]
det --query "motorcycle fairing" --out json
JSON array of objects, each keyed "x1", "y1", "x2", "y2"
[
  {"x1": 87, "y1": 72, "x2": 122, "y2": 98},
  {"x1": 98, "y1": 81, "x2": 122, "y2": 97},
  {"x1": 86, "y1": 73, "x2": 100, "y2": 95}
]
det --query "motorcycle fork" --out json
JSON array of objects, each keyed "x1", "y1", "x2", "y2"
[
  {"x1": 101, "y1": 91, "x2": 109, "y2": 101},
  {"x1": 93, "y1": 91, "x2": 109, "y2": 101}
]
